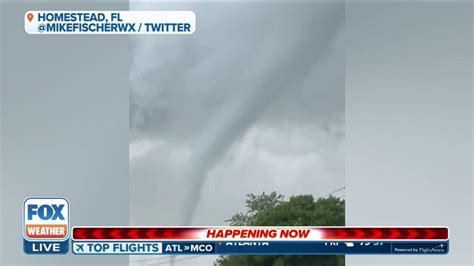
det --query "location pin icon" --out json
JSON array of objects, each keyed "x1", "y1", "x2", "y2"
[{"x1": 27, "y1": 13, "x2": 34, "y2": 22}]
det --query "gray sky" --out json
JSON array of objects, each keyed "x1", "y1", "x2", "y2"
[
  {"x1": 129, "y1": 2, "x2": 344, "y2": 227},
  {"x1": 128, "y1": 3, "x2": 344, "y2": 265}
]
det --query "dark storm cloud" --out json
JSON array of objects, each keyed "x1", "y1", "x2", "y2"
[{"x1": 130, "y1": 2, "x2": 344, "y2": 226}]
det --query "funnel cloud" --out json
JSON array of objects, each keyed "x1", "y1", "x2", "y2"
[{"x1": 129, "y1": 3, "x2": 345, "y2": 231}]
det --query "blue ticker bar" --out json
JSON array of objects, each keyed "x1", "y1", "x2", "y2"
[{"x1": 71, "y1": 240, "x2": 449, "y2": 255}]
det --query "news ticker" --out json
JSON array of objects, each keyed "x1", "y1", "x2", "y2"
[
  {"x1": 24, "y1": 11, "x2": 195, "y2": 34},
  {"x1": 69, "y1": 241, "x2": 448, "y2": 255},
  {"x1": 69, "y1": 227, "x2": 448, "y2": 255},
  {"x1": 23, "y1": 198, "x2": 449, "y2": 255}
]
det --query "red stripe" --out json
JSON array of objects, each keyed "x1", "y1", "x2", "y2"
[{"x1": 72, "y1": 227, "x2": 448, "y2": 240}]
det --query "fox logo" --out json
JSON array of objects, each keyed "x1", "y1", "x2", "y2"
[
  {"x1": 23, "y1": 198, "x2": 69, "y2": 240},
  {"x1": 27, "y1": 204, "x2": 65, "y2": 220}
]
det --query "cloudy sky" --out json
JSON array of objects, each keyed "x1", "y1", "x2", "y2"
[{"x1": 128, "y1": 2, "x2": 344, "y2": 237}]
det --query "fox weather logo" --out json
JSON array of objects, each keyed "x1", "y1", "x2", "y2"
[{"x1": 23, "y1": 198, "x2": 70, "y2": 254}]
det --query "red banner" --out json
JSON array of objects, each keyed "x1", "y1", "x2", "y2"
[{"x1": 72, "y1": 227, "x2": 448, "y2": 241}]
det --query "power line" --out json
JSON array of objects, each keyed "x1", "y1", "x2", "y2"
[
  {"x1": 131, "y1": 255, "x2": 209, "y2": 264},
  {"x1": 131, "y1": 255, "x2": 175, "y2": 263},
  {"x1": 321, "y1": 186, "x2": 345, "y2": 198},
  {"x1": 149, "y1": 256, "x2": 202, "y2": 265}
]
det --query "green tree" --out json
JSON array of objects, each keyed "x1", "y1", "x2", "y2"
[{"x1": 215, "y1": 192, "x2": 345, "y2": 266}]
